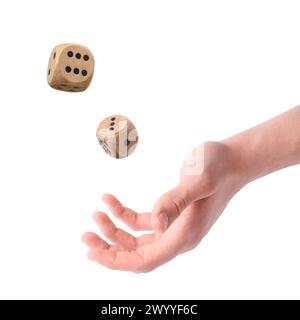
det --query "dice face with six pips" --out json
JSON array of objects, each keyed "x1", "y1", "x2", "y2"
[
  {"x1": 47, "y1": 43, "x2": 94, "y2": 92},
  {"x1": 96, "y1": 115, "x2": 139, "y2": 159}
]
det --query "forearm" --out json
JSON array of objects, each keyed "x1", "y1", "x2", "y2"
[{"x1": 223, "y1": 106, "x2": 300, "y2": 187}]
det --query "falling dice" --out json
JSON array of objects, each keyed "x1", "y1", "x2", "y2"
[
  {"x1": 96, "y1": 115, "x2": 139, "y2": 159},
  {"x1": 47, "y1": 43, "x2": 94, "y2": 92}
]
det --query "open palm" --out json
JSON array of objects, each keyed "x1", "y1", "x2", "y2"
[{"x1": 82, "y1": 142, "x2": 240, "y2": 272}]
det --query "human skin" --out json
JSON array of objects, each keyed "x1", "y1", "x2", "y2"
[{"x1": 82, "y1": 106, "x2": 300, "y2": 272}]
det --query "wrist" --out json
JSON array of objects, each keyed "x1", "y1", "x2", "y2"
[
  {"x1": 221, "y1": 138, "x2": 254, "y2": 192},
  {"x1": 222, "y1": 106, "x2": 300, "y2": 189}
]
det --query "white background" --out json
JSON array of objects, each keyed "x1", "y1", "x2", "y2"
[{"x1": 0, "y1": 0, "x2": 299, "y2": 299}]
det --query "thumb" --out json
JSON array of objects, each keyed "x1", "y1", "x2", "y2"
[{"x1": 151, "y1": 183, "x2": 195, "y2": 232}]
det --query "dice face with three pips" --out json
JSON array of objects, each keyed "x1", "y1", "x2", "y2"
[
  {"x1": 96, "y1": 115, "x2": 139, "y2": 159},
  {"x1": 47, "y1": 43, "x2": 94, "y2": 92},
  {"x1": 47, "y1": 46, "x2": 139, "y2": 158}
]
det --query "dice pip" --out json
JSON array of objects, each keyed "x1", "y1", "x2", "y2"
[
  {"x1": 47, "y1": 43, "x2": 94, "y2": 92},
  {"x1": 96, "y1": 115, "x2": 139, "y2": 159}
]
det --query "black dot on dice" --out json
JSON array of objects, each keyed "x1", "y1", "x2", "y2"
[
  {"x1": 81, "y1": 70, "x2": 88, "y2": 76},
  {"x1": 111, "y1": 117, "x2": 116, "y2": 121},
  {"x1": 48, "y1": 69, "x2": 51, "y2": 75},
  {"x1": 73, "y1": 68, "x2": 79, "y2": 75},
  {"x1": 109, "y1": 127, "x2": 114, "y2": 130},
  {"x1": 76, "y1": 53, "x2": 81, "y2": 59},
  {"x1": 65, "y1": 66, "x2": 72, "y2": 73},
  {"x1": 110, "y1": 122, "x2": 115, "y2": 126},
  {"x1": 83, "y1": 55, "x2": 89, "y2": 61},
  {"x1": 53, "y1": 52, "x2": 56, "y2": 60},
  {"x1": 67, "y1": 51, "x2": 73, "y2": 57}
]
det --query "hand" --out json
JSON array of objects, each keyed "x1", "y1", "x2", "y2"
[{"x1": 82, "y1": 142, "x2": 243, "y2": 272}]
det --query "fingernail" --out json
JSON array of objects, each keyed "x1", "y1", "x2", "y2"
[{"x1": 159, "y1": 212, "x2": 169, "y2": 230}]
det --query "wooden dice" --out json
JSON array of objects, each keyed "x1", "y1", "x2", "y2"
[
  {"x1": 47, "y1": 43, "x2": 94, "y2": 92},
  {"x1": 96, "y1": 115, "x2": 138, "y2": 158}
]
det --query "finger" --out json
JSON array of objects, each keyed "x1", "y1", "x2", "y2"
[
  {"x1": 151, "y1": 183, "x2": 193, "y2": 232},
  {"x1": 102, "y1": 194, "x2": 152, "y2": 231},
  {"x1": 88, "y1": 233, "x2": 180, "y2": 273},
  {"x1": 93, "y1": 212, "x2": 137, "y2": 250},
  {"x1": 81, "y1": 232, "x2": 109, "y2": 249},
  {"x1": 88, "y1": 248, "x2": 145, "y2": 273}
]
